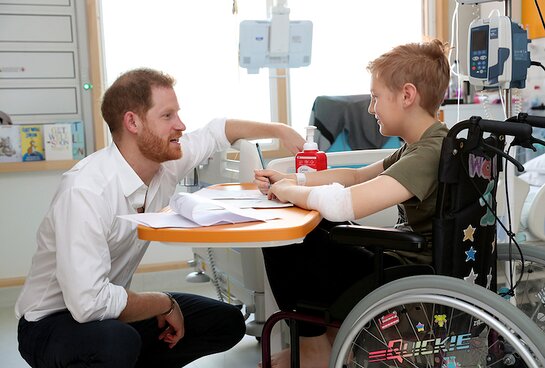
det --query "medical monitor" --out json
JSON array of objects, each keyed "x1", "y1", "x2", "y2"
[{"x1": 239, "y1": 20, "x2": 313, "y2": 74}]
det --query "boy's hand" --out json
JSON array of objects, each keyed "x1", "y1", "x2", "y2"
[
  {"x1": 254, "y1": 169, "x2": 287, "y2": 194},
  {"x1": 268, "y1": 178, "x2": 297, "y2": 202}
]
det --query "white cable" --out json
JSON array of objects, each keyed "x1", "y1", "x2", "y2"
[
  {"x1": 499, "y1": 88, "x2": 508, "y2": 120},
  {"x1": 448, "y1": 1, "x2": 459, "y2": 75},
  {"x1": 488, "y1": 8, "x2": 501, "y2": 18},
  {"x1": 448, "y1": 2, "x2": 462, "y2": 123},
  {"x1": 513, "y1": 90, "x2": 522, "y2": 115},
  {"x1": 207, "y1": 248, "x2": 224, "y2": 302},
  {"x1": 479, "y1": 90, "x2": 492, "y2": 120}
]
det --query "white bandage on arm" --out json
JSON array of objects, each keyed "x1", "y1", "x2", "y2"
[
  {"x1": 306, "y1": 183, "x2": 355, "y2": 222},
  {"x1": 295, "y1": 172, "x2": 306, "y2": 186}
]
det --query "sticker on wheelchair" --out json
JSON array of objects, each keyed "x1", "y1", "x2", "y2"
[{"x1": 378, "y1": 311, "x2": 399, "y2": 330}]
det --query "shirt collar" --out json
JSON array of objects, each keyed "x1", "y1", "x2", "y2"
[{"x1": 109, "y1": 143, "x2": 148, "y2": 210}]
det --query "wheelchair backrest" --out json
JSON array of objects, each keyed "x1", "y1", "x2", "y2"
[{"x1": 433, "y1": 119, "x2": 505, "y2": 290}]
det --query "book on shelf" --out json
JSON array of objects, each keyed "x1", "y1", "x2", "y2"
[
  {"x1": 0, "y1": 125, "x2": 22, "y2": 163},
  {"x1": 71, "y1": 121, "x2": 85, "y2": 160},
  {"x1": 43, "y1": 123, "x2": 73, "y2": 161},
  {"x1": 20, "y1": 125, "x2": 45, "y2": 162}
]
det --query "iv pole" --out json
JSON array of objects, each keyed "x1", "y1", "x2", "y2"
[{"x1": 503, "y1": 0, "x2": 513, "y2": 118}]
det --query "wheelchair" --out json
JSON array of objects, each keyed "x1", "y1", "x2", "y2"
[{"x1": 261, "y1": 114, "x2": 545, "y2": 368}]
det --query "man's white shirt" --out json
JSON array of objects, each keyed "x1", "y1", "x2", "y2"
[{"x1": 15, "y1": 118, "x2": 230, "y2": 322}]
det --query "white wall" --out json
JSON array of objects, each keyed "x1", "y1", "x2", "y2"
[
  {"x1": 0, "y1": 170, "x2": 194, "y2": 279},
  {"x1": 0, "y1": 171, "x2": 61, "y2": 278}
]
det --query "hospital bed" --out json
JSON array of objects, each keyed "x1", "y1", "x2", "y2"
[
  {"x1": 515, "y1": 158, "x2": 545, "y2": 243},
  {"x1": 496, "y1": 155, "x2": 545, "y2": 245}
]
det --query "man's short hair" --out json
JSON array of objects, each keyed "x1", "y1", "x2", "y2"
[
  {"x1": 367, "y1": 39, "x2": 450, "y2": 117},
  {"x1": 101, "y1": 68, "x2": 176, "y2": 138}
]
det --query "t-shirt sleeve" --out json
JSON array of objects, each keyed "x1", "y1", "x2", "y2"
[
  {"x1": 381, "y1": 145, "x2": 440, "y2": 201},
  {"x1": 382, "y1": 146, "x2": 404, "y2": 170}
]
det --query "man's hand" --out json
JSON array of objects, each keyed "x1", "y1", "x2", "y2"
[
  {"x1": 277, "y1": 124, "x2": 305, "y2": 155},
  {"x1": 157, "y1": 299, "x2": 184, "y2": 349}
]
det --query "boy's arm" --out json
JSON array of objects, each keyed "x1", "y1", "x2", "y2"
[
  {"x1": 349, "y1": 175, "x2": 413, "y2": 219},
  {"x1": 269, "y1": 173, "x2": 412, "y2": 221},
  {"x1": 258, "y1": 160, "x2": 385, "y2": 191},
  {"x1": 301, "y1": 160, "x2": 385, "y2": 187}
]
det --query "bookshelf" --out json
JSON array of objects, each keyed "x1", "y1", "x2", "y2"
[
  {"x1": 0, "y1": 160, "x2": 77, "y2": 174},
  {"x1": 0, "y1": 0, "x2": 99, "y2": 174}
]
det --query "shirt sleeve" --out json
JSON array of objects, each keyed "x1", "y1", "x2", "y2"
[{"x1": 52, "y1": 187, "x2": 128, "y2": 323}]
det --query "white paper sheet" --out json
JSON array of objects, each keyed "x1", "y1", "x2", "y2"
[
  {"x1": 118, "y1": 192, "x2": 278, "y2": 228},
  {"x1": 194, "y1": 188, "x2": 293, "y2": 208},
  {"x1": 194, "y1": 188, "x2": 263, "y2": 200}
]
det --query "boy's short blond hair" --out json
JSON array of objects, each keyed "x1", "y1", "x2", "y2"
[{"x1": 367, "y1": 39, "x2": 450, "y2": 117}]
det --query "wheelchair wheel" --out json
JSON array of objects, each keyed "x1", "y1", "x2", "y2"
[
  {"x1": 497, "y1": 242, "x2": 545, "y2": 333},
  {"x1": 329, "y1": 275, "x2": 545, "y2": 368}
]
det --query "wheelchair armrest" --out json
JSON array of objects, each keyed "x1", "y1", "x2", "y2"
[{"x1": 329, "y1": 225, "x2": 427, "y2": 252}]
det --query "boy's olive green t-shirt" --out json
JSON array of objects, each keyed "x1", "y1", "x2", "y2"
[{"x1": 381, "y1": 121, "x2": 449, "y2": 263}]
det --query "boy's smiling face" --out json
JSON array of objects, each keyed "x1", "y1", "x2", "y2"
[{"x1": 368, "y1": 76, "x2": 404, "y2": 137}]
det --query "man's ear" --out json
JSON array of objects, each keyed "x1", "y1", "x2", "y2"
[
  {"x1": 401, "y1": 83, "x2": 418, "y2": 107},
  {"x1": 123, "y1": 111, "x2": 139, "y2": 134}
]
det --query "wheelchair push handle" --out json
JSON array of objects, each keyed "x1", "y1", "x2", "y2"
[
  {"x1": 509, "y1": 112, "x2": 545, "y2": 129},
  {"x1": 476, "y1": 118, "x2": 533, "y2": 140},
  {"x1": 453, "y1": 117, "x2": 529, "y2": 172},
  {"x1": 503, "y1": 113, "x2": 545, "y2": 151}
]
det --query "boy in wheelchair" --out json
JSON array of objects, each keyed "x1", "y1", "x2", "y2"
[{"x1": 254, "y1": 39, "x2": 451, "y2": 368}]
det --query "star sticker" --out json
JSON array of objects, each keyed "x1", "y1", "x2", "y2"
[
  {"x1": 434, "y1": 314, "x2": 447, "y2": 327},
  {"x1": 463, "y1": 225, "x2": 476, "y2": 242},
  {"x1": 464, "y1": 268, "x2": 478, "y2": 284},
  {"x1": 416, "y1": 322, "x2": 425, "y2": 332},
  {"x1": 465, "y1": 246, "x2": 477, "y2": 262}
]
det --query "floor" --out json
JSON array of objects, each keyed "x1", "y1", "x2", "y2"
[{"x1": 0, "y1": 269, "x2": 262, "y2": 368}]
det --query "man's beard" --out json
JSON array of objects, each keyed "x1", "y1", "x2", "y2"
[{"x1": 137, "y1": 124, "x2": 182, "y2": 163}]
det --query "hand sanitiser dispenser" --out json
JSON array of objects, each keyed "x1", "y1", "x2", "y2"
[{"x1": 295, "y1": 126, "x2": 327, "y2": 173}]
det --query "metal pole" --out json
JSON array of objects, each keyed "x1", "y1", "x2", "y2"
[
  {"x1": 504, "y1": 0, "x2": 512, "y2": 119},
  {"x1": 502, "y1": 0, "x2": 518, "y2": 260}
]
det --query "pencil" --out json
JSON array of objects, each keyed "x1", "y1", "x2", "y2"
[{"x1": 256, "y1": 142, "x2": 266, "y2": 169}]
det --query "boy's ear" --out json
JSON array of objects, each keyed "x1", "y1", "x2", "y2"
[
  {"x1": 401, "y1": 83, "x2": 418, "y2": 107},
  {"x1": 123, "y1": 111, "x2": 140, "y2": 134}
]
